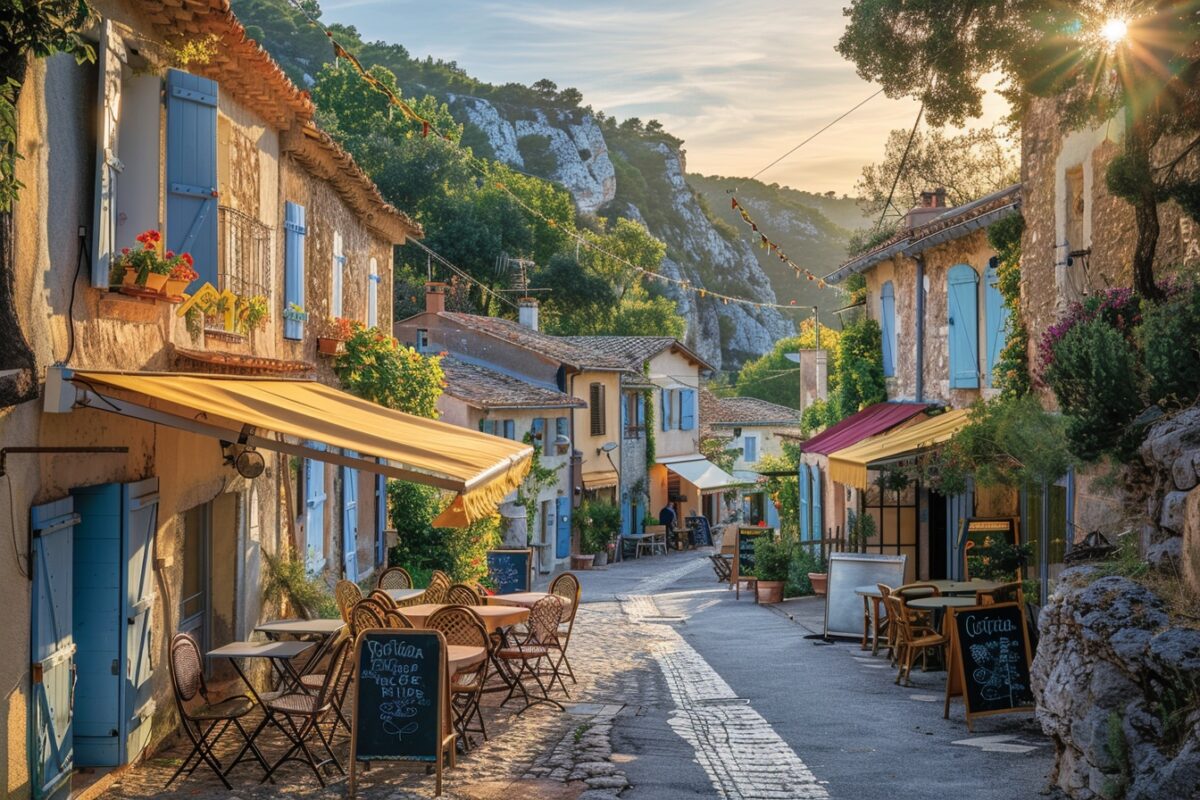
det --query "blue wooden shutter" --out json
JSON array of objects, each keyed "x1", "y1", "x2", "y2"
[
  {"x1": 531, "y1": 418, "x2": 546, "y2": 452},
  {"x1": 799, "y1": 463, "x2": 811, "y2": 540},
  {"x1": 92, "y1": 21, "x2": 125, "y2": 288},
  {"x1": 621, "y1": 495, "x2": 633, "y2": 537},
  {"x1": 661, "y1": 389, "x2": 671, "y2": 431},
  {"x1": 811, "y1": 466, "x2": 823, "y2": 542},
  {"x1": 636, "y1": 393, "x2": 645, "y2": 429},
  {"x1": 620, "y1": 393, "x2": 628, "y2": 435},
  {"x1": 30, "y1": 497, "x2": 80, "y2": 798},
  {"x1": 555, "y1": 417, "x2": 568, "y2": 448},
  {"x1": 305, "y1": 453, "x2": 327, "y2": 573},
  {"x1": 680, "y1": 389, "x2": 696, "y2": 431},
  {"x1": 556, "y1": 496, "x2": 572, "y2": 559},
  {"x1": 743, "y1": 435, "x2": 757, "y2": 463},
  {"x1": 985, "y1": 257, "x2": 1008, "y2": 388},
  {"x1": 165, "y1": 69, "x2": 219, "y2": 288},
  {"x1": 880, "y1": 281, "x2": 897, "y2": 377},
  {"x1": 284, "y1": 202, "x2": 306, "y2": 340},
  {"x1": 480, "y1": 419, "x2": 496, "y2": 436},
  {"x1": 121, "y1": 478, "x2": 158, "y2": 763},
  {"x1": 375, "y1": 473, "x2": 388, "y2": 567},
  {"x1": 342, "y1": 465, "x2": 359, "y2": 581},
  {"x1": 948, "y1": 264, "x2": 980, "y2": 389},
  {"x1": 503, "y1": 420, "x2": 516, "y2": 440}
]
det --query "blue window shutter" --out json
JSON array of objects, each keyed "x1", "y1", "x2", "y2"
[
  {"x1": 556, "y1": 416, "x2": 568, "y2": 441},
  {"x1": 620, "y1": 394, "x2": 628, "y2": 433},
  {"x1": 985, "y1": 257, "x2": 1008, "y2": 388},
  {"x1": 799, "y1": 463, "x2": 810, "y2": 540},
  {"x1": 743, "y1": 436, "x2": 757, "y2": 463},
  {"x1": 531, "y1": 418, "x2": 546, "y2": 451},
  {"x1": 812, "y1": 466, "x2": 823, "y2": 541},
  {"x1": 621, "y1": 496, "x2": 632, "y2": 536},
  {"x1": 680, "y1": 389, "x2": 696, "y2": 431},
  {"x1": 948, "y1": 264, "x2": 980, "y2": 389},
  {"x1": 661, "y1": 390, "x2": 670, "y2": 431},
  {"x1": 284, "y1": 202, "x2": 306, "y2": 340},
  {"x1": 880, "y1": 281, "x2": 897, "y2": 377},
  {"x1": 165, "y1": 69, "x2": 219, "y2": 288},
  {"x1": 636, "y1": 393, "x2": 645, "y2": 428},
  {"x1": 503, "y1": 420, "x2": 516, "y2": 440},
  {"x1": 368, "y1": 258, "x2": 380, "y2": 328},
  {"x1": 480, "y1": 419, "x2": 496, "y2": 436}
]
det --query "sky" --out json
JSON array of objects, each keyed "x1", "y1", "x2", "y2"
[{"x1": 320, "y1": 0, "x2": 1009, "y2": 196}]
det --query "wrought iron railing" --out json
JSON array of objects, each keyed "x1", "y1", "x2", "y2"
[{"x1": 217, "y1": 205, "x2": 273, "y2": 298}]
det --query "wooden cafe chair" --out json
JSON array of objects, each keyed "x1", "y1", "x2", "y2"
[
  {"x1": 884, "y1": 593, "x2": 947, "y2": 686},
  {"x1": 334, "y1": 580, "x2": 363, "y2": 624}
]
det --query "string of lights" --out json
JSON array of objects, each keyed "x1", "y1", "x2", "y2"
[{"x1": 729, "y1": 198, "x2": 832, "y2": 289}]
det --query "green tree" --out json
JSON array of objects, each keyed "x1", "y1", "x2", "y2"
[
  {"x1": 734, "y1": 319, "x2": 840, "y2": 409},
  {"x1": 828, "y1": 316, "x2": 886, "y2": 423},
  {"x1": 535, "y1": 253, "x2": 616, "y2": 333},
  {"x1": 837, "y1": 0, "x2": 1200, "y2": 299},
  {"x1": 334, "y1": 324, "x2": 444, "y2": 418}
]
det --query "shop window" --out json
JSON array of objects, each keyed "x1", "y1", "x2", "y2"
[
  {"x1": 862, "y1": 472, "x2": 919, "y2": 583},
  {"x1": 180, "y1": 504, "x2": 210, "y2": 656}
]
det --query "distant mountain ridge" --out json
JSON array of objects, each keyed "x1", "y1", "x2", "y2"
[{"x1": 231, "y1": 0, "x2": 865, "y2": 367}]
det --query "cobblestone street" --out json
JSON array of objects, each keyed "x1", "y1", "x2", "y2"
[{"x1": 102, "y1": 550, "x2": 1056, "y2": 799}]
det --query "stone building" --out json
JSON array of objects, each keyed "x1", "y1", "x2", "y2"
[{"x1": 2, "y1": 4, "x2": 532, "y2": 799}]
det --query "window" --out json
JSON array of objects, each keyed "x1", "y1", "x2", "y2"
[
  {"x1": 283, "y1": 202, "x2": 306, "y2": 340},
  {"x1": 623, "y1": 391, "x2": 643, "y2": 439},
  {"x1": 331, "y1": 230, "x2": 345, "y2": 317},
  {"x1": 416, "y1": 329, "x2": 429, "y2": 352},
  {"x1": 862, "y1": 473, "x2": 919, "y2": 578},
  {"x1": 480, "y1": 419, "x2": 497, "y2": 436},
  {"x1": 218, "y1": 205, "x2": 272, "y2": 296},
  {"x1": 531, "y1": 417, "x2": 550, "y2": 454},
  {"x1": 743, "y1": 435, "x2": 758, "y2": 463},
  {"x1": 1065, "y1": 165, "x2": 1086, "y2": 253},
  {"x1": 661, "y1": 388, "x2": 675, "y2": 431},
  {"x1": 180, "y1": 504, "x2": 210, "y2": 653},
  {"x1": 503, "y1": 420, "x2": 516, "y2": 440},
  {"x1": 947, "y1": 264, "x2": 980, "y2": 389},
  {"x1": 555, "y1": 417, "x2": 569, "y2": 453},
  {"x1": 880, "y1": 281, "x2": 897, "y2": 377},
  {"x1": 589, "y1": 383, "x2": 606, "y2": 436},
  {"x1": 985, "y1": 257, "x2": 1009, "y2": 387},
  {"x1": 679, "y1": 389, "x2": 696, "y2": 431},
  {"x1": 368, "y1": 257, "x2": 380, "y2": 327}
]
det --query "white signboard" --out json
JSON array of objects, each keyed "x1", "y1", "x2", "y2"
[{"x1": 823, "y1": 552, "x2": 907, "y2": 639}]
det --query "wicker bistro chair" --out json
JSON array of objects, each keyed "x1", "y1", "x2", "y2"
[
  {"x1": 426, "y1": 570, "x2": 452, "y2": 603},
  {"x1": 976, "y1": 581, "x2": 1023, "y2": 606},
  {"x1": 426, "y1": 606, "x2": 492, "y2": 751},
  {"x1": 884, "y1": 593, "x2": 948, "y2": 686},
  {"x1": 447, "y1": 583, "x2": 482, "y2": 606},
  {"x1": 369, "y1": 588, "x2": 397, "y2": 610},
  {"x1": 549, "y1": 572, "x2": 582, "y2": 684},
  {"x1": 350, "y1": 600, "x2": 387, "y2": 637},
  {"x1": 497, "y1": 596, "x2": 568, "y2": 713},
  {"x1": 260, "y1": 637, "x2": 353, "y2": 787},
  {"x1": 377, "y1": 565, "x2": 413, "y2": 590},
  {"x1": 384, "y1": 609, "x2": 414, "y2": 629},
  {"x1": 334, "y1": 580, "x2": 363, "y2": 624},
  {"x1": 298, "y1": 628, "x2": 353, "y2": 739},
  {"x1": 166, "y1": 633, "x2": 270, "y2": 790}
]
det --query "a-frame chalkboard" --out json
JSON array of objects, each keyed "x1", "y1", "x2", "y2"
[
  {"x1": 486, "y1": 548, "x2": 533, "y2": 594},
  {"x1": 943, "y1": 603, "x2": 1035, "y2": 730},
  {"x1": 349, "y1": 629, "x2": 456, "y2": 797}
]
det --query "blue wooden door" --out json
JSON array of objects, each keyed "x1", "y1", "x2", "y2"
[
  {"x1": 342, "y1": 465, "x2": 359, "y2": 582},
  {"x1": 71, "y1": 485, "x2": 122, "y2": 767},
  {"x1": 165, "y1": 70, "x2": 219, "y2": 288},
  {"x1": 799, "y1": 463, "x2": 811, "y2": 540},
  {"x1": 811, "y1": 467, "x2": 823, "y2": 542},
  {"x1": 121, "y1": 478, "x2": 158, "y2": 763},
  {"x1": 305, "y1": 451, "x2": 327, "y2": 573},
  {"x1": 947, "y1": 264, "x2": 980, "y2": 389},
  {"x1": 556, "y1": 496, "x2": 571, "y2": 560},
  {"x1": 30, "y1": 497, "x2": 80, "y2": 799}
]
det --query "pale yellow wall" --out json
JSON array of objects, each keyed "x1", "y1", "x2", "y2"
[
  {"x1": 649, "y1": 349, "x2": 703, "y2": 459},
  {"x1": 572, "y1": 371, "x2": 623, "y2": 480}
]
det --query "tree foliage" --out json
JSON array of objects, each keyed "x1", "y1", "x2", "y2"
[
  {"x1": 828, "y1": 316, "x2": 887, "y2": 423},
  {"x1": 734, "y1": 319, "x2": 840, "y2": 410},
  {"x1": 334, "y1": 324, "x2": 445, "y2": 418}
]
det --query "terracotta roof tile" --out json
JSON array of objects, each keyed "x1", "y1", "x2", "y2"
[
  {"x1": 703, "y1": 391, "x2": 801, "y2": 427},
  {"x1": 559, "y1": 336, "x2": 714, "y2": 371},
  {"x1": 440, "y1": 358, "x2": 585, "y2": 410},
  {"x1": 438, "y1": 314, "x2": 630, "y2": 371}
]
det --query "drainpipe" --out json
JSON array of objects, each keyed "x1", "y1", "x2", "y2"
[{"x1": 914, "y1": 254, "x2": 925, "y2": 402}]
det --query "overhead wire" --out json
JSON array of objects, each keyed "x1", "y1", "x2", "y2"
[
  {"x1": 405, "y1": 238, "x2": 519, "y2": 310},
  {"x1": 748, "y1": 88, "x2": 886, "y2": 181}
]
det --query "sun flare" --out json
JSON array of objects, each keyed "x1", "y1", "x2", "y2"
[{"x1": 1100, "y1": 16, "x2": 1129, "y2": 45}]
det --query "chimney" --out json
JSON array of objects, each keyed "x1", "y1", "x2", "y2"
[
  {"x1": 920, "y1": 187, "x2": 948, "y2": 208},
  {"x1": 425, "y1": 281, "x2": 447, "y2": 314},
  {"x1": 518, "y1": 297, "x2": 539, "y2": 331}
]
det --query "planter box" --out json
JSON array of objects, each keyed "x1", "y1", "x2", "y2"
[
  {"x1": 570, "y1": 554, "x2": 594, "y2": 570},
  {"x1": 317, "y1": 336, "x2": 345, "y2": 356}
]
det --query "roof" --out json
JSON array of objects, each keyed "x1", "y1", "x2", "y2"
[
  {"x1": 827, "y1": 408, "x2": 971, "y2": 489},
  {"x1": 143, "y1": 0, "x2": 420, "y2": 242},
  {"x1": 438, "y1": 313, "x2": 630, "y2": 371},
  {"x1": 440, "y1": 358, "x2": 585, "y2": 410},
  {"x1": 705, "y1": 395, "x2": 801, "y2": 428},
  {"x1": 827, "y1": 184, "x2": 1021, "y2": 283},
  {"x1": 559, "y1": 336, "x2": 715, "y2": 372},
  {"x1": 800, "y1": 402, "x2": 931, "y2": 456}
]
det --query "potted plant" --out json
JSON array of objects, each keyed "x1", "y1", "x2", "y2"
[
  {"x1": 318, "y1": 316, "x2": 355, "y2": 355},
  {"x1": 753, "y1": 534, "x2": 791, "y2": 603},
  {"x1": 582, "y1": 525, "x2": 611, "y2": 568},
  {"x1": 576, "y1": 500, "x2": 620, "y2": 568},
  {"x1": 238, "y1": 294, "x2": 270, "y2": 334},
  {"x1": 164, "y1": 254, "x2": 198, "y2": 300}
]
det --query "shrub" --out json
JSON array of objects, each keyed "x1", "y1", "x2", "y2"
[
  {"x1": 386, "y1": 480, "x2": 501, "y2": 584},
  {"x1": 335, "y1": 326, "x2": 444, "y2": 418},
  {"x1": 827, "y1": 316, "x2": 886, "y2": 424},
  {"x1": 751, "y1": 535, "x2": 792, "y2": 582},
  {"x1": 1137, "y1": 283, "x2": 1200, "y2": 408},
  {"x1": 786, "y1": 546, "x2": 826, "y2": 597},
  {"x1": 578, "y1": 500, "x2": 621, "y2": 553},
  {"x1": 261, "y1": 550, "x2": 338, "y2": 619}
]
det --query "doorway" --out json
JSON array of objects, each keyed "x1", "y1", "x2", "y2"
[{"x1": 928, "y1": 491, "x2": 948, "y2": 580}]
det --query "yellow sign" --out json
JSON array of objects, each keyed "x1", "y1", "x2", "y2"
[{"x1": 176, "y1": 282, "x2": 243, "y2": 332}]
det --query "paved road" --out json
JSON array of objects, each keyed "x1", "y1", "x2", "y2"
[{"x1": 573, "y1": 549, "x2": 1057, "y2": 800}]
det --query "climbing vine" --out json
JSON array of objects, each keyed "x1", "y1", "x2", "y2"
[
  {"x1": 987, "y1": 214, "x2": 1030, "y2": 398},
  {"x1": 516, "y1": 430, "x2": 561, "y2": 525},
  {"x1": 643, "y1": 384, "x2": 656, "y2": 472}
]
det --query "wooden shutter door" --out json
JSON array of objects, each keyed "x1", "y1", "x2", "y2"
[
  {"x1": 284, "y1": 202, "x2": 307, "y2": 340},
  {"x1": 799, "y1": 463, "x2": 810, "y2": 540},
  {"x1": 342, "y1": 465, "x2": 359, "y2": 582},
  {"x1": 30, "y1": 498, "x2": 80, "y2": 799},
  {"x1": 880, "y1": 281, "x2": 896, "y2": 377},
  {"x1": 121, "y1": 478, "x2": 158, "y2": 763},
  {"x1": 947, "y1": 264, "x2": 980, "y2": 389},
  {"x1": 984, "y1": 258, "x2": 1008, "y2": 388},
  {"x1": 92, "y1": 21, "x2": 126, "y2": 287},
  {"x1": 165, "y1": 70, "x2": 219, "y2": 287},
  {"x1": 680, "y1": 389, "x2": 696, "y2": 431}
]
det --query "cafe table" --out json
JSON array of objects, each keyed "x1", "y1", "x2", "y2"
[
  {"x1": 906, "y1": 595, "x2": 980, "y2": 636},
  {"x1": 385, "y1": 588, "x2": 425, "y2": 603},
  {"x1": 208, "y1": 640, "x2": 314, "y2": 705},
  {"x1": 255, "y1": 618, "x2": 345, "y2": 677},
  {"x1": 401, "y1": 603, "x2": 529, "y2": 634},
  {"x1": 487, "y1": 592, "x2": 570, "y2": 610},
  {"x1": 928, "y1": 579, "x2": 1001, "y2": 596}
]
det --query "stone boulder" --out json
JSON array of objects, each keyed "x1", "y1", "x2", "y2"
[{"x1": 1033, "y1": 568, "x2": 1200, "y2": 799}]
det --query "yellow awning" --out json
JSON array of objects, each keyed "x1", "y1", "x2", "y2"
[
  {"x1": 581, "y1": 470, "x2": 619, "y2": 490},
  {"x1": 67, "y1": 370, "x2": 531, "y2": 524},
  {"x1": 827, "y1": 408, "x2": 971, "y2": 490}
]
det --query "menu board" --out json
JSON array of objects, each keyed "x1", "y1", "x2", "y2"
[
  {"x1": 351, "y1": 630, "x2": 443, "y2": 763},
  {"x1": 736, "y1": 527, "x2": 768, "y2": 575},
  {"x1": 486, "y1": 549, "x2": 532, "y2": 594},
  {"x1": 945, "y1": 603, "x2": 1034, "y2": 729}
]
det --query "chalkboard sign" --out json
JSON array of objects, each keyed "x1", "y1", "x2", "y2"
[
  {"x1": 350, "y1": 629, "x2": 454, "y2": 797},
  {"x1": 944, "y1": 603, "x2": 1034, "y2": 730},
  {"x1": 486, "y1": 549, "x2": 532, "y2": 594},
  {"x1": 731, "y1": 528, "x2": 770, "y2": 600},
  {"x1": 687, "y1": 516, "x2": 713, "y2": 546}
]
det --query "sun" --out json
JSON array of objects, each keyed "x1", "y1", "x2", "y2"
[{"x1": 1100, "y1": 17, "x2": 1129, "y2": 46}]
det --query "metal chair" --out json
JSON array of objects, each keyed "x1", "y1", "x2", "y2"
[
  {"x1": 300, "y1": 629, "x2": 353, "y2": 739},
  {"x1": 166, "y1": 633, "x2": 269, "y2": 789},
  {"x1": 334, "y1": 580, "x2": 363, "y2": 624},
  {"x1": 426, "y1": 570, "x2": 451, "y2": 603},
  {"x1": 426, "y1": 605, "x2": 491, "y2": 750},
  {"x1": 447, "y1": 582, "x2": 482, "y2": 606},
  {"x1": 549, "y1": 572, "x2": 581, "y2": 684},
  {"x1": 639, "y1": 525, "x2": 668, "y2": 557},
  {"x1": 261, "y1": 637, "x2": 352, "y2": 787},
  {"x1": 377, "y1": 565, "x2": 413, "y2": 590},
  {"x1": 497, "y1": 596, "x2": 567, "y2": 713}
]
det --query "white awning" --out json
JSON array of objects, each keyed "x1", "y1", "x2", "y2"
[{"x1": 658, "y1": 455, "x2": 747, "y2": 493}]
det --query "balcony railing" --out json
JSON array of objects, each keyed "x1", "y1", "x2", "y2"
[{"x1": 217, "y1": 205, "x2": 273, "y2": 297}]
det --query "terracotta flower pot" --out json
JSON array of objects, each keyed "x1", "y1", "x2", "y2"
[
  {"x1": 570, "y1": 554, "x2": 594, "y2": 570},
  {"x1": 143, "y1": 273, "x2": 169, "y2": 292},
  {"x1": 808, "y1": 572, "x2": 828, "y2": 596},
  {"x1": 317, "y1": 336, "x2": 344, "y2": 356},
  {"x1": 756, "y1": 580, "x2": 785, "y2": 604},
  {"x1": 163, "y1": 278, "x2": 190, "y2": 299},
  {"x1": 122, "y1": 266, "x2": 138, "y2": 287}
]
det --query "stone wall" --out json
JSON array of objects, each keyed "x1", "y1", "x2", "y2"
[{"x1": 1137, "y1": 405, "x2": 1200, "y2": 594}]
